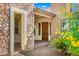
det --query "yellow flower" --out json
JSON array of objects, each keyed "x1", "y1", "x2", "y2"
[
  {"x1": 68, "y1": 32, "x2": 72, "y2": 35},
  {"x1": 72, "y1": 41, "x2": 75, "y2": 44},
  {"x1": 65, "y1": 35, "x2": 74, "y2": 41},
  {"x1": 76, "y1": 42, "x2": 79, "y2": 46},
  {"x1": 72, "y1": 42, "x2": 76, "y2": 47},
  {"x1": 65, "y1": 37, "x2": 70, "y2": 40},
  {"x1": 72, "y1": 41, "x2": 79, "y2": 47},
  {"x1": 61, "y1": 32, "x2": 64, "y2": 35}
]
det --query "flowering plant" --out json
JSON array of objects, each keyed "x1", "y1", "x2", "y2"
[{"x1": 50, "y1": 11, "x2": 79, "y2": 55}]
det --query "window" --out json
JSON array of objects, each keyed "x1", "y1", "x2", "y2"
[
  {"x1": 34, "y1": 28, "x2": 35, "y2": 35},
  {"x1": 62, "y1": 20, "x2": 70, "y2": 31},
  {"x1": 71, "y1": 3, "x2": 78, "y2": 12},
  {"x1": 38, "y1": 23, "x2": 41, "y2": 35},
  {"x1": 50, "y1": 22, "x2": 51, "y2": 35}
]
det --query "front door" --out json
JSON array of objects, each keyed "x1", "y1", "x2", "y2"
[
  {"x1": 14, "y1": 13, "x2": 21, "y2": 51},
  {"x1": 42, "y1": 22, "x2": 48, "y2": 41}
]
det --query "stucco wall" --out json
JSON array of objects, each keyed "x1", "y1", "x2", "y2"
[
  {"x1": 35, "y1": 17, "x2": 51, "y2": 40},
  {"x1": 51, "y1": 16, "x2": 62, "y2": 38},
  {"x1": 51, "y1": 3, "x2": 71, "y2": 38},
  {"x1": 34, "y1": 3, "x2": 69, "y2": 40},
  {"x1": 0, "y1": 3, "x2": 34, "y2": 55},
  {"x1": 66, "y1": 3, "x2": 71, "y2": 12}
]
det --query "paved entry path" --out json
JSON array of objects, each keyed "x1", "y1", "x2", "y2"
[{"x1": 20, "y1": 41, "x2": 63, "y2": 56}]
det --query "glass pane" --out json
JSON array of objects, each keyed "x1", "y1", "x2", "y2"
[{"x1": 38, "y1": 23, "x2": 41, "y2": 35}]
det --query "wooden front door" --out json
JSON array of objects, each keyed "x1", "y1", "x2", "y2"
[{"x1": 42, "y1": 22, "x2": 48, "y2": 41}]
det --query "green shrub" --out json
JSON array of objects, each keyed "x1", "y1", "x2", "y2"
[
  {"x1": 49, "y1": 38, "x2": 66, "y2": 50},
  {"x1": 50, "y1": 7, "x2": 79, "y2": 55},
  {"x1": 68, "y1": 47, "x2": 79, "y2": 56}
]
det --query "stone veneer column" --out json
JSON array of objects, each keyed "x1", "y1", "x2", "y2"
[
  {"x1": 26, "y1": 10, "x2": 34, "y2": 50},
  {"x1": 0, "y1": 4, "x2": 10, "y2": 55},
  {"x1": 8, "y1": 3, "x2": 35, "y2": 52},
  {"x1": 0, "y1": 3, "x2": 34, "y2": 55}
]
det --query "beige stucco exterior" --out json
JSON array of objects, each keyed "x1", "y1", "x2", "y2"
[
  {"x1": 34, "y1": 3, "x2": 71, "y2": 40},
  {"x1": 35, "y1": 17, "x2": 52, "y2": 41}
]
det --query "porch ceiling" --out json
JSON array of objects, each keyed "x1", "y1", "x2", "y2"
[{"x1": 34, "y1": 8, "x2": 56, "y2": 19}]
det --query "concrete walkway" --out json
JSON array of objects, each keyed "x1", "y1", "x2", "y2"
[{"x1": 20, "y1": 41, "x2": 63, "y2": 56}]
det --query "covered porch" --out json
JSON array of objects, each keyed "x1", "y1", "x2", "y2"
[{"x1": 34, "y1": 8, "x2": 56, "y2": 43}]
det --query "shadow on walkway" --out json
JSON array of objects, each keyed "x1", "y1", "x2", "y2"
[{"x1": 20, "y1": 41, "x2": 64, "y2": 56}]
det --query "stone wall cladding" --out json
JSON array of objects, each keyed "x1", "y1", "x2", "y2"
[
  {"x1": 9, "y1": 3, "x2": 34, "y2": 49},
  {"x1": 26, "y1": 9, "x2": 34, "y2": 49},
  {"x1": 0, "y1": 3, "x2": 34, "y2": 55},
  {"x1": 0, "y1": 3, "x2": 10, "y2": 55}
]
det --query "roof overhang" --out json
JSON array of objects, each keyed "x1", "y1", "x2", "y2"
[{"x1": 34, "y1": 8, "x2": 56, "y2": 19}]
